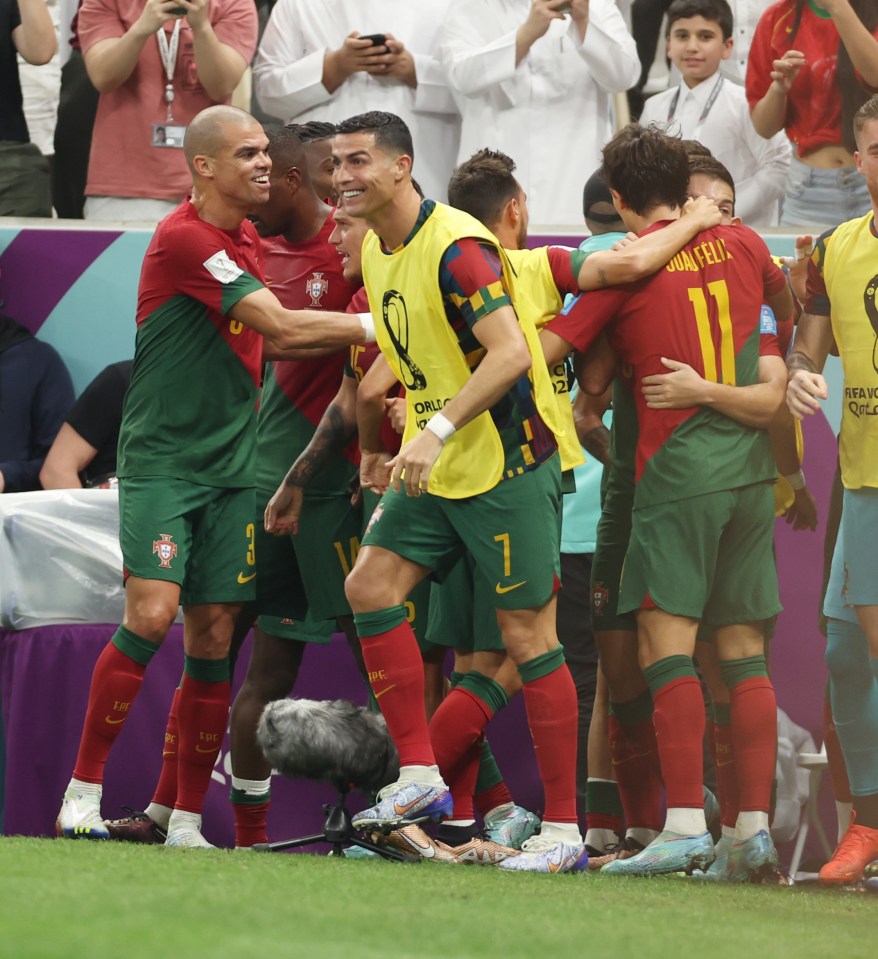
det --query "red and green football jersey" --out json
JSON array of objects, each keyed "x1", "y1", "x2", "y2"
[
  {"x1": 117, "y1": 200, "x2": 265, "y2": 487},
  {"x1": 550, "y1": 221, "x2": 785, "y2": 508},
  {"x1": 254, "y1": 213, "x2": 358, "y2": 493}
]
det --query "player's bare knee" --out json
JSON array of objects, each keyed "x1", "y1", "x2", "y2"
[
  {"x1": 123, "y1": 597, "x2": 177, "y2": 643},
  {"x1": 344, "y1": 563, "x2": 383, "y2": 611}
]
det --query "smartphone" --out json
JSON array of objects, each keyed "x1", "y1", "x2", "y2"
[{"x1": 360, "y1": 33, "x2": 387, "y2": 46}]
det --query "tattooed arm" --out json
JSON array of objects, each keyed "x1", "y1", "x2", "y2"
[{"x1": 264, "y1": 375, "x2": 358, "y2": 536}]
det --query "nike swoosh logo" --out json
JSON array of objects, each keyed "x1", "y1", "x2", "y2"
[
  {"x1": 393, "y1": 796, "x2": 426, "y2": 816},
  {"x1": 403, "y1": 837, "x2": 435, "y2": 858},
  {"x1": 162, "y1": 751, "x2": 175, "y2": 758},
  {"x1": 611, "y1": 750, "x2": 653, "y2": 766},
  {"x1": 237, "y1": 571, "x2": 256, "y2": 584},
  {"x1": 105, "y1": 716, "x2": 126, "y2": 725},
  {"x1": 496, "y1": 581, "x2": 526, "y2": 595},
  {"x1": 374, "y1": 684, "x2": 396, "y2": 700},
  {"x1": 715, "y1": 759, "x2": 735, "y2": 767},
  {"x1": 195, "y1": 745, "x2": 221, "y2": 754}
]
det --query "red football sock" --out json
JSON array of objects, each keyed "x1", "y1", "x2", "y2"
[
  {"x1": 713, "y1": 719, "x2": 739, "y2": 829},
  {"x1": 174, "y1": 674, "x2": 230, "y2": 814},
  {"x1": 652, "y1": 676, "x2": 705, "y2": 808},
  {"x1": 824, "y1": 694, "x2": 853, "y2": 803},
  {"x1": 72, "y1": 642, "x2": 148, "y2": 784},
  {"x1": 474, "y1": 780, "x2": 514, "y2": 819},
  {"x1": 446, "y1": 739, "x2": 482, "y2": 822},
  {"x1": 361, "y1": 621, "x2": 435, "y2": 767},
  {"x1": 730, "y1": 676, "x2": 776, "y2": 812},
  {"x1": 233, "y1": 801, "x2": 270, "y2": 848},
  {"x1": 429, "y1": 687, "x2": 493, "y2": 783},
  {"x1": 522, "y1": 664, "x2": 578, "y2": 823},
  {"x1": 608, "y1": 714, "x2": 664, "y2": 830},
  {"x1": 151, "y1": 686, "x2": 181, "y2": 809}
]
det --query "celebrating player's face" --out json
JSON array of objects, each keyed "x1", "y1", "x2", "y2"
[
  {"x1": 331, "y1": 132, "x2": 402, "y2": 219},
  {"x1": 855, "y1": 117, "x2": 878, "y2": 207},
  {"x1": 210, "y1": 119, "x2": 272, "y2": 209},
  {"x1": 329, "y1": 206, "x2": 369, "y2": 283},
  {"x1": 305, "y1": 139, "x2": 337, "y2": 203},
  {"x1": 688, "y1": 173, "x2": 738, "y2": 225}
]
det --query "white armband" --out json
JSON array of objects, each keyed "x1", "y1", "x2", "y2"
[
  {"x1": 424, "y1": 412, "x2": 456, "y2": 443},
  {"x1": 782, "y1": 469, "x2": 806, "y2": 491},
  {"x1": 358, "y1": 312, "x2": 376, "y2": 343}
]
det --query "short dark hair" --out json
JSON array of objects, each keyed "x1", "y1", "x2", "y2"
[
  {"x1": 688, "y1": 154, "x2": 736, "y2": 206},
  {"x1": 266, "y1": 125, "x2": 307, "y2": 172},
  {"x1": 293, "y1": 120, "x2": 336, "y2": 143},
  {"x1": 681, "y1": 139, "x2": 713, "y2": 159},
  {"x1": 853, "y1": 93, "x2": 878, "y2": 146},
  {"x1": 335, "y1": 111, "x2": 414, "y2": 161},
  {"x1": 600, "y1": 123, "x2": 690, "y2": 215},
  {"x1": 666, "y1": 0, "x2": 733, "y2": 39},
  {"x1": 447, "y1": 149, "x2": 519, "y2": 227}
]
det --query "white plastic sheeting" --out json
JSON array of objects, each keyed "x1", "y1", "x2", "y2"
[{"x1": 0, "y1": 489, "x2": 125, "y2": 628}]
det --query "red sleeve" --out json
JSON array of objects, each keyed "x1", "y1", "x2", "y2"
[
  {"x1": 139, "y1": 216, "x2": 264, "y2": 321},
  {"x1": 745, "y1": 5, "x2": 778, "y2": 110},
  {"x1": 545, "y1": 246, "x2": 581, "y2": 297},
  {"x1": 546, "y1": 288, "x2": 622, "y2": 355},
  {"x1": 762, "y1": 254, "x2": 787, "y2": 297},
  {"x1": 758, "y1": 332, "x2": 783, "y2": 359}
]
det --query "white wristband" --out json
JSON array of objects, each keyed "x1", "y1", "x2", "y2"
[
  {"x1": 358, "y1": 312, "x2": 376, "y2": 343},
  {"x1": 782, "y1": 468, "x2": 806, "y2": 491},
  {"x1": 425, "y1": 412, "x2": 456, "y2": 443}
]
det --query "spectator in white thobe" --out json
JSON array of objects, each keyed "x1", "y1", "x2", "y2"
[
  {"x1": 440, "y1": 0, "x2": 639, "y2": 226},
  {"x1": 252, "y1": 0, "x2": 458, "y2": 202}
]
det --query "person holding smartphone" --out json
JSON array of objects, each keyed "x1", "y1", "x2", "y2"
[
  {"x1": 78, "y1": 0, "x2": 258, "y2": 222},
  {"x1": 252, "y1": 0, "x2": 459, "y2": 203}
]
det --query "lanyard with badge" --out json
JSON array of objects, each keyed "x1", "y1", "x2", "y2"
[
  {"x1": 666, "y1": 74, "x2": 724, "y2": 141},
  {"x1": 153, "y1": 18, "x2": 186, "y2": 148}
]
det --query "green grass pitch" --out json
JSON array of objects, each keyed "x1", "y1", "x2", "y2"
[{"x1": 2, "y1": 837, "x2": 874, "y2": 959}]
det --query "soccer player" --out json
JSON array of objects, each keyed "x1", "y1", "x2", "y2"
[
  {"x1": 227, "y1": 124, "x2": 364, "y2": 848},
  {"x1": 330, "y1": 111, "x2": 723, "y2": 874},
  {"x1": 542, "y1": 124, "x2": 793, "y2": 878},
  {"x1": 55, "y1": 105, "x2": 375, "y2": 848},
  {"x1": 640, "y1": 153, "x2": 810, "y2": 880},
  {"x1": 786, "y1": 94, "x2": 878, "y2": 886}
]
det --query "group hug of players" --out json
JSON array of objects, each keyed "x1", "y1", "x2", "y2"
[{"x1": 54, "y1": 102, "x2": 878, "y2": 884}]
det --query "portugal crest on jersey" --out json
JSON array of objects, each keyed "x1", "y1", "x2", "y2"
[
  {"x1": 592, "y1": 582, "x2": 609, "y2": 616},
  {"x1": 306, "y1": 272, "x2": 328, "y2": 306},
  {"x1": 153, "y1": 533, "x2": 178, "y2": 569}
]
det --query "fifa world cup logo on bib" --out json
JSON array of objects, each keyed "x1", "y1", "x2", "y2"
[
  {"x1": 865, "y1": 273, "x2": 878, "y2": 374},
  {"x1": 382, "y1": 290, "x2": 427, "y2": 391}
]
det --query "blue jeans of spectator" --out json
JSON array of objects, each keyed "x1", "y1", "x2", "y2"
[{"x1": 781, "y1": 155, "x2": 871, "y2": 230}]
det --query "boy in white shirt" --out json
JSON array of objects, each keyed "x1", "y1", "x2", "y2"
[{"x1": 639, "y1": 0, "x2": 789, "y2": 227}]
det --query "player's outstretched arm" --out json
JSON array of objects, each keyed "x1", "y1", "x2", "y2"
[
  {"x1": 642, "y1": 354, "x2": 786, "y2": 428},
  {"x1": 786, "y1": 311, "x2": 833, "y2": 419},
  {"x1": 230, "y1": 287, "x2": 372, "y2": 351},
  {"x1": 576, "y1": 195, "x2": 722, "y2": 290},
  {"x1": 389, "y1": 304, "x2": 531, "y2": 496},
  {"x1": 265, "y1": 376, "x2": 358, "y2": 536}
]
